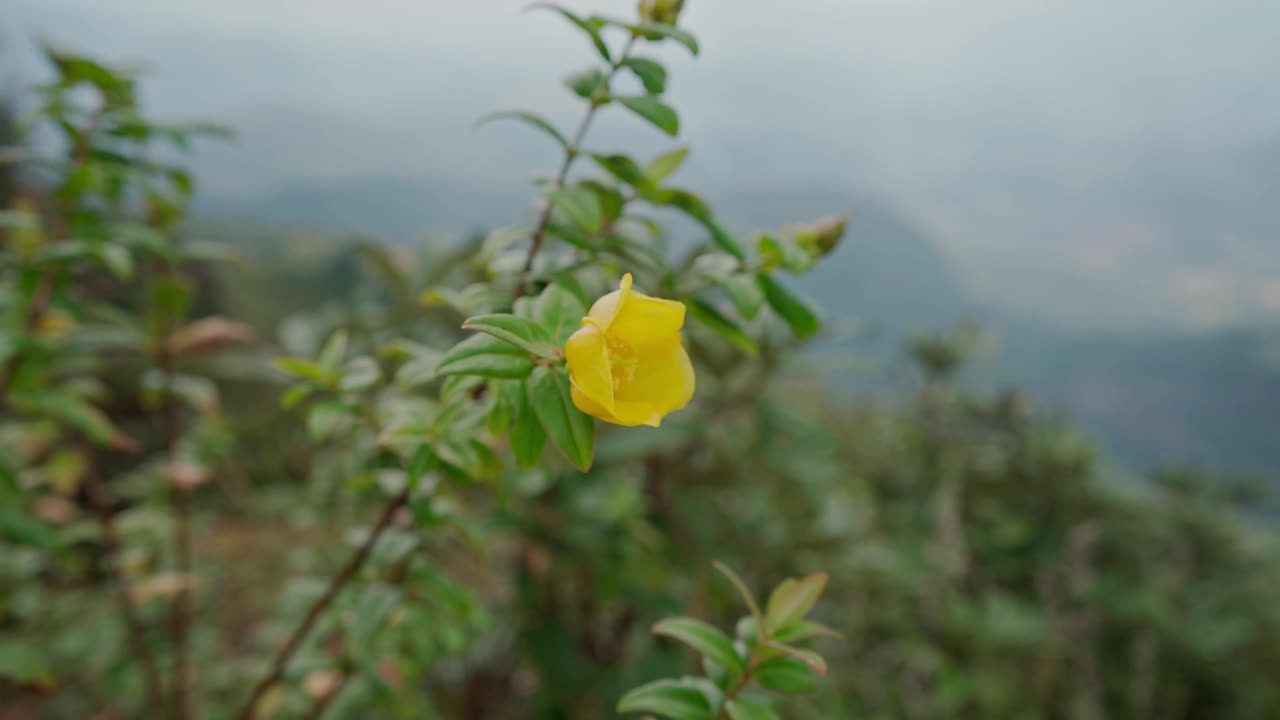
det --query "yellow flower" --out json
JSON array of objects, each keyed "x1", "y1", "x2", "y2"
[{"x1": 565, "y1": 273, "x2": 694, "y2": 427}]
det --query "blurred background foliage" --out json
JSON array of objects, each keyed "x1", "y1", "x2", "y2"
[{"x1": 3, "y1": 3, "x2": 1280, "y2": 720}]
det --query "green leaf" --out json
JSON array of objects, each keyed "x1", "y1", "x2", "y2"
[
  {"x1": 725, "y1": 699, "x2": 780, "y2": 720},
  {"x1": 617, "y1": 679, "x2": 713, "y2": 719},
  {"x1": 394, "y1": 347, "x2": 443, "y2": 390},
  {"x1": 551, "y1": 186, "x2": 605, "y2": 233},
  {"x1": 753, "y1": 656, "x2": 817, "y2": 694},
  {"x1": 646, "y1": 146, "x2": 688, "y2": 183},
  {"x1": 94, "y1": 244, "x2": 133, "y2": 280},
  {"x1": 765, "y1": 572, "x2": 828, "y2": 632},
  {"x1": 688, "y1": 298, "x2": 757, "y2": 356},
  {"x1": 528, "y1": 366, "x2": 594, "y2": 472},
  {"x1": 757, "y1": 275, "x2": 820, "y2": 339},
  {"x1": 592, "y1": 153, "x2": 652, "y2": 189},
  {"x1": 653, "y1": 618, "x2": 745, "y2": 676},
  {"x1": 713, "y1": 561, "x2": 765, "y2": 634},
  {"x1": 436, "y1": 334, "x2": 533, "y2": 379},
  {"x1": 565, "y1": 67, "x2": 608, "y2": 99},
  {"x1": 530, "y1": 4, "x2": 613, "y2": 62},
  {"x1": 407, "y1": 445, "x2": 438, "y2": 483},
  {"x1": 274, "y1": 357, "x2": 334, "y2": 385},
  {"x1": 339, "y1": 356, "x2": 381, "y2": 391},
  {"x1": 476, "y1": 110, "x2": 569, "y2": 150},
  {"x1": 721, "y1": 273, "x2": 765, "y2": 320},
  {"x1": 533, "y1": 283, "x2": 588, "y2": 345},
  {"x1": 281, "y1": 384, "x2": 312, "y2": 409},
  {"x1": 13, "y1": 390, "x2": 125, "y2": 449},
  {"x1": 620, "y1": 20, "x2": 700, "y2": 55},
  {"x1": 509, "y1": 382, "x2": 547, "y2": 468},
  {"x1": 757, "y1": 233, "x2": 813, "y2": 274},
  {"x1": 619, "y1": 95, "x2": 679, "y2": 136},
  {"x1": 0, "y1": 640, "x2": 53, "y2": 687},
  {"x1": 462, "y1": 314, "x2": 557, "y2": 358},
  {"x1": 650, "y1": 189, "x2": 744, "y2": 260},
  {"x1": 581, "y1": 180, "x2": 625, "y2": 224},
  {"x1": 770, "y1": 620, "x2": 844, "y2": 644},
  {"x1": 762, "y1": 642, "x2": 829, "y2": 676},
  {"x1": 318, "y1": 330, "x2": 349, "y2": 374},
  {"x1": 623, "y1": 57, "x2": 668, "y2": 94},
  {"x1": 307, "y1": 401, "x2": 349, "y2": 442}
]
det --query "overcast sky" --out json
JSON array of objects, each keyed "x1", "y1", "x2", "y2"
[{"x1": 9, "y1": 0, "x2": 1280, "y2": 326}]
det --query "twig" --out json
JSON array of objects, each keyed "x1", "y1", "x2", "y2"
[
  {"x1": 235, "y1": 488, "x2": 411, "y2": 720},
  {"x1": 513, "y1": 36, "x2": 638, "y2": 299},
  {"x1": 154, "y1": 260, "x2": 193, "y2": 720},
  {"x1": 81, "y1": 450, "x2": 166, "y2": 714},
  {"x1": 713, "y1": 658, "x2": 759, "y2": 720}
]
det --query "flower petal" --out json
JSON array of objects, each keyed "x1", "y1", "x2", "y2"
[
  {"x1": 587, "y1": 273, "x2": 634, "y2": 330},
  {"x1": 565, "y1": 322, "x2": 614, "y2": 413},
  {"x1": 614, "y1": 341, "x2": 695, "y2": 423}
]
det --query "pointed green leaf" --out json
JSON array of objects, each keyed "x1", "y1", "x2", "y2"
[
  {"x1": 476, "y1": 111, "x2": 569, "y2": 150},
  {"x1": 510, "y1": 381, "x2": 547, "y2": 468},
  {"x1": 528, "y1": 366, "x2": 594, "y2": 471},
  {"x1": 765, "y1": 572, "x2": 828, "y2": 632},
  {"x1": 646, "y1": 146, "x2": 688, "y2": 183},
  {"x1": 339, "y1": 356, "x2": 382, "y2": 391},
  {"x1": 592, "y1": 153, "x2": 651, "y2": 188},
  {"x1": 462, "y1": 314, "x2": 557, "y2": 358},
  {"x1": 753, "y1": 656, "x2": 817, "y2": 694},
  {"x1": 649, "y1": 189, "x2": 744, "y2": 260},
  {"x1": 757, "y1": 275, "x2": 820, "y2": 339},
  {"x1": 530, "y1": 4, "x2": 613, "y2": 62},
  {"x1": 274, "y1": 357, "x2": 335, "y2": 385},
  {"x1": 725, "y1": 699, "x2": 780, "y2": 720},
  {"x1": 533, "y1": 283, "x2": 588, "y2": 345},
  {"x1": 770, "y1": 620, "x2": 844, "y2": 644},
  {"x1": 565, "y1": 67, "x2": 608, "y2": 99},
  {"x1": 762, "y1": 642, "x2": 829, "y2": 676},
  {"x1": 551, "y1": 186, "x2": 604, "y2": 233},
  {"x1": 653, "y1": 618, "x2": 745, "y2": 676},
  {"x1": 619, "y1": 95, "x2": 679, "y2": 136},
  {"x1": 623, "y1": 56, "x2": 668, "y2": 94},
  {"x1": 436, "y1": 334, "x2": 533, "y2": 379},
  {"x1": 713, "y1": 561, "x2": 765, "y2": 634},
  {"x1": 757, "y1": 233, "x2": 813, "y2": 274},
  {"x1": 616, "y1": 20, "x2": 700, "y2": 55},
  {"x1": 617, "y1": 679, "x2": 713, "y2": 719},
  {"x1": 721, "y1": 273, "x2": 764, "y2": 320},
  {"x1": 318, "y1": 330, "x2": 348, "y2": 374},
  {"x1": 688, "y1": 298, "x2": 757, "y2": 356}
]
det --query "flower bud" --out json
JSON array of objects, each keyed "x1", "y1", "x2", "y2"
[
  {"x1": 794, "y1": 211, "x2": 852, "y2": 259},
  {"x1": 639, "y1": 0, "x2": 684, "y2": 24}
]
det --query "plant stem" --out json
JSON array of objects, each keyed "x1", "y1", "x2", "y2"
[
  {"x1": 153, "y1": 257, "x2": 193, "y2": 720},
  {"x1": 235, "y1": 488, "x2": 411, "y2": 720},
  {"x1": 514, "y1": 36, "x2": 638, "y2": 299},
  {"x1": 82, "y1": 452, "x2": 166, "y2": 713},
  {"x1": 714, "y1": 659, "x2": 759, "y2": 720}
]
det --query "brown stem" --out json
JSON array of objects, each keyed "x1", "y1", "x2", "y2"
[
  {"x1": 155, "y1": 268, "x2": 193, "y2": 720},
  {"x1": 513, "y1": 36, "x2": 638, "y2": 300},
  {"x1": 714, "y1": 658, "x2": 759, "y2": 720},
  {"x1": 235, "y1": 488, "x2": 411, "y2": 720},
  {"x1": 82, "y1": 451, "x2": 166, "y2": 713}
]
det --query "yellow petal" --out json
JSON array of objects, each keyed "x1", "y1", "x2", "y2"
[
  {"x1": 570, "y1": 382, "x2": 623, "y2": 424},
  {"x1": 586, "y1": 273, "x2": 634, "y2": 329},
  {"x1": 614, "y1": 342, "x2": 695, "y2": 426},
  {"x1": 565, "y1": 322, "x2": 614, "y2": 413}
]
